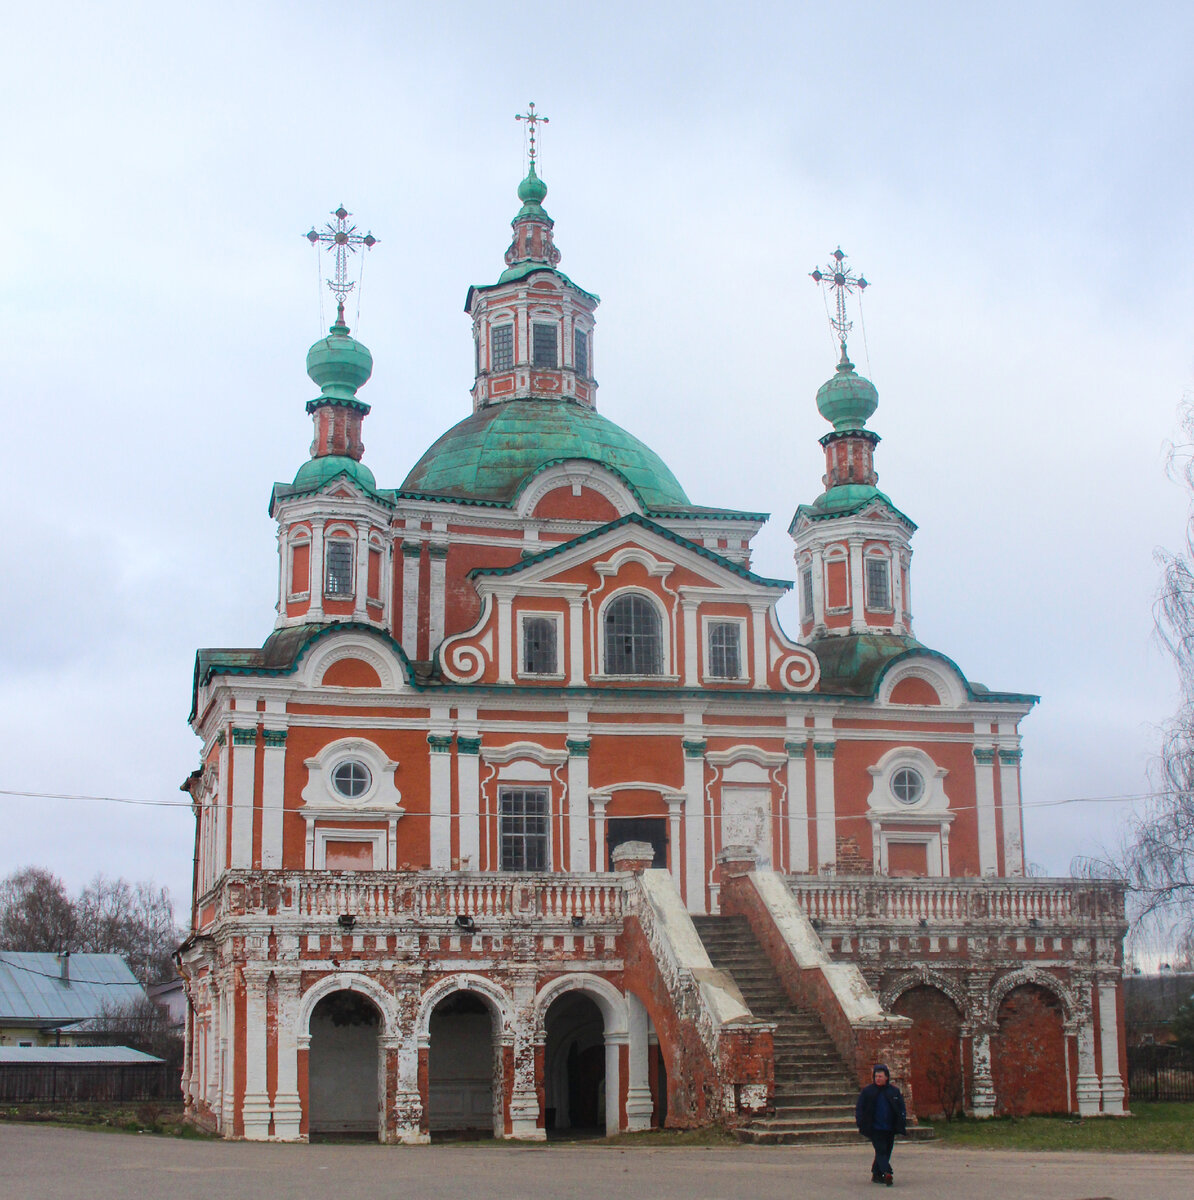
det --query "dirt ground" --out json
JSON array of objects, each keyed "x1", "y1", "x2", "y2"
[{"x1": 5, "y1": 1122, "x2": 1192, "y2": 1200}]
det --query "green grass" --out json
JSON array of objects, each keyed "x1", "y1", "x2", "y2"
[
  {"x1": 922, "y1": 1102, "x2": 1194, "y2": 1153},
  {"x1": 0, "y1": 1101, "x2": 211, "y2": 1138}
]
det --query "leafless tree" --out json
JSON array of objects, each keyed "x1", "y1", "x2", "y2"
[
  {"x1": 0, "y1": 867, "x2": 76, "y2": 951},
  {"x1": 92, "y1": 995, "x2": 184, "y2": 1067}
]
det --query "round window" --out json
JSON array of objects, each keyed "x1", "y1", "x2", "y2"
[
  {"x1": 331, "y1": 760, "x2": 371, "y2": 799},
  {"x1": 891, "y1": 767, "x2": 924, "y2": 806}
]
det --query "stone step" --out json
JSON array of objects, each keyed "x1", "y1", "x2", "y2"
[{"x1": 734, "y1": 1127, "x2": 863, "y2": 1147}]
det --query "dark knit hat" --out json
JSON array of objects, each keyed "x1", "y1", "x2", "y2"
[{"x1": 873, "y1": 1063, "x2": 890, "y2": 1079}]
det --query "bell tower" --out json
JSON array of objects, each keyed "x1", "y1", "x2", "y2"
[{"x1": 790, "y1": 250, "x2": 916, "y2": 640}]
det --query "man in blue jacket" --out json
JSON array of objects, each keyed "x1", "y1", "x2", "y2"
[{"x1": 855, "y1": 1063, "x2": 908, "y2": 1186}]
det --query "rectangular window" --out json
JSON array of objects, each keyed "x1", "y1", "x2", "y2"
[
  {"x1": 801, "y1": 568, "x2": 814, "y2": 620},
  {"x1": 707, "y1": 621, "x2": 741, "y2": 678},
  {"x1": 499, "y1": 788, "x2": 549, "y2": 871},
  {"x1": 532, "y1": 322, "x2": 558, "y2": 367},
  {"x1": 491, "y1": 324, "x2": 514, "y2": 372},
  {"x1": 522, "y1": 615, "x2": 558, "y2": 674},
  {"x1": 325, "y1": 539, "x2": 354, "y2": 595},
  {"x1": 574, "y1": 328, "x2": 589, "y2": 377},
  {"x1": 866, "y1": 557, "x2": 891, "y2": 609}
]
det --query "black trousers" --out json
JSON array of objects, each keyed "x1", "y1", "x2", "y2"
[{"x1": 869, "y1": 1130, "x2": 896, "y2": 1177}]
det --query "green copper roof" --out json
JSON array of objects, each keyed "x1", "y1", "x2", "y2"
[
  {"x1": 291, "y1": 454, "x2": 376, "y2": 492},
  {"x1": 515, "y1": 164, "x2": 550, "y2": 219},
  {"x1": 400, "y1": 399, "x2": 691, "y2": 509},
  {"x1": 816, "y1": 347, "x2": 878, "y2": 432},
  {"x1": 788, "y1": 485, "x2": 917, "y2": 534},
  {"x1": 306, "y1": 313, "x2": 373, "y2": 408}
]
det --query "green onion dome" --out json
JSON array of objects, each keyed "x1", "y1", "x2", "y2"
[
  {"x1": 292, "y1": 454, "x2": 376, "y2": 492},
  {"x1": 401, "y1": 399, "x2": 690, "y2": 510},
  {"x1": 306, "y1": 313, "x2": 373, "y2": 406},
  {"x1": 816, "y1": 346, "x2": 879, "y2": 433}
]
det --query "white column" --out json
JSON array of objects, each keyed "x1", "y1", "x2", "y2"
[
  {"x1": 1098, "y1": 976, "x2": 1125, "y2": 1114},
  {"x1": 811, "y1": 546, "x2": 826, "y2": 632},
  {"x1": 260, "y1": 723, "x2": 287, "y2": 869},
  {"x1": 353, "y1": 529, "x2": 369, "y2": 620},
  {"x1": 400, "y1": 541, "x2": 421, "y2": 655},
  {"x1": 215, "y1": 736, "x2": 229, "y2": 877},
  {"x1": 681, "y1": 600, "x2": 699, "y2": 686},
  {"x1": 665, "y1": 795, "x2": 684, "y2": 889},
  {"x1": 604, "y1": 1031, "x2": 625, "y2": 1135},
  {"x1": 457, "y1": 723, "x2": 482, "y2": 871},
  {"x1": 428, "y1": 543, "x2": 448, "y2": 652},
  {"x1": 812, "y1": 726, "x2": 836, "y2": 872},
  {"x1": 242, "y1": 969, "x2": 270, "y2": 1140},
  {"x1": 568, "y1": 597, "x2": 585, "y2": 685},
  {"x1": 749, "y1": 602, "x2": 769, "y2": 689},
  {"x1": 625, "y1": 994, "x2": 653, "y2": 1131},
  {"x1": 206, "y1": 981, "x2": 220, "y2": 1113},
  {"x1": 566, "y1": 728, "x2": 591, "y2": 872},
  {"x1": 785, "y1": 735, "x2": 810, "y2": 873},
  {"x1": 591, "y1": 795, "x2": 609, "y2": 874},
  {"x1": 308, "y1": 522, "x2": 325, "y2": 621},
  {"x1": 973, "y1": 745, "x2": 999, "y2": 876},
  {"x1": 273, "y1": 974, "x2": 302, "y2": 1140},
  {"x1": 230, "y1": 726, "x2": 257, "y2": 868},
  {"x1": 1076, "y1": 1011, "x2": 1101, "y2": 1115},
  {"x1": 849, "y1": 537, "x2": 866, "y2": 632},
  {"x1": 682, "y1": 739, "x2": 707, "y2": 914},
  {"x1": 428, "y1": 711, "x2": 453, "y2": 869},
  {"x1": 220, "y1": 977, "x2": 235, "y2": 1133},
  {"x1": 891, "y1": 548, "x2": 906, "y2": 633},
  {"x1": 497, "y1": 595, "x2": 513, "y2": 684},
  {"x1": 969, "y1": 1029, "x2": 996, "y2": 1117},
  {"x1": 510, "y1": 982, "x2": 543, "y2": 1140},
  {"x1": 998, "y1": 746, "x2": 1025, "y2": 876}
]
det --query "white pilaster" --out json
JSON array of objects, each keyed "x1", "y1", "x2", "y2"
[
  {"x1": 568, "y1": 597, "x2": 585, "y2": 685},
  {"x1": 308, "y1": 522, "x2": 324, "y2": 622},
  {"x1": 260, "y1": 718, "x2": 287, "y2": 870},
  {"x1": 457, "y1": 714, "x2": 481, "y2": 871},
  {"x1": 625, "y1": 993, "x2": 653, "y2": 1131},
  {"x1": 1076, "y1": 1011, "x2": 1101, "y2": 1115},
  {"x1": 400, "y1": 541, "x2": 421, "y2": 655},
  {"x1": 891, "y1": 549, "x2": 906, "y2": 633},
  {"x1": 785, "y1": 731, "x2": 810, "y2": 874},
  {"x1": 497, "y1": 595, "x2": 513, "y2": 684},
  {"x1": 682, "y1": 737, "x2": 707, "y2": 914},
  {"x1": 230, "y1": 725, "x2": 257, "y2": 868},
  {"x1": 973, "y1": 745, "x2": 999, "y2": 876},
  {"x1": 428, "y1": 543, "x2": 448, "y2": 652},
  {"x1": 811, "y1": 547, "x2": 826, "y2": 632},
  {"x1": 566, "y1": 719, "x2": 591, "y2": 872},
  {"x1": 428, "y1": 709, "x2": 453, "y2": 869},
  {"x1": 682, "y1": 600, "x2": 698, "y2": 687},
  {"x1": 665, "y1": 795, "x2": 684, "y2": 889},
  {"x1": 1097, "y1": 976, "x2": 1125, "y2": 1114},
  {"x1": 812, "y1": 720, "x2": 836, "y2": 872},
  {"x1": 969, "y1": 1029, "x2": 996, "y2": 1117},
  {"x1": 998, "y1": 745, "x2": 1025, "y2": 876},
  {"x1": 242, "y1": 969, "x2": 270, "y2": 1140},
  {"x1": 604, "y1": 1031, "x2": 626, "y2": 1135},
  {"x1": 272, "y1": 974, "x2": 302, "y2": 1140},
  {"x1": 215, "y1": 736, "x2": 229, "y2": 878},
  {"x1": 353, "y1": 528, "x2": 369, "y2": 620},
  {"x1": 591, "y1": 795, "x2": 609, "y2": 874},
  {"x1": 848, "y1": 537, "x2": 866, "y2": 632},
  {"x1": 749, "y1": 602, "x2": 768, "y2": 689}
]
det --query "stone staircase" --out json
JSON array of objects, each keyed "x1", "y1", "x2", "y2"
[{"x1": 693, "y1": 914, "x2": 895, "y2": 1146}]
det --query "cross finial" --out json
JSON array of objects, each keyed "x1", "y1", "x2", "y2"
[
  {"x1": 304, "y1": 205, "x2": 379, "y2": 322},
  {"x1": 811, "y1": 247, "x2": 869, "y2": 355},
  {"x1": 515, "y1": 102, "x2": 549, "y2": 167}
]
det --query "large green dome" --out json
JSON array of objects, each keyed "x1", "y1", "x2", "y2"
[{"x1": 401, "y1": 399, "x2": 690, "y2": 509}]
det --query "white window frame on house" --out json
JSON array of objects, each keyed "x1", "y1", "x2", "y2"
[
  {"x1": 864, "y1": 746, "x2": 954, "y2": 878},
  {"x1": 517, "y1": 610, "x2": 564, "y2": 679},
  {"x1": 312, "y1": 827, "x2": 387, "y2": 871},
  {"x1": 800, "y1": 567, "x2": 814, "y2": 622},
  {"x1": 288, "y1": 531, "x2": 311, "y2": 600},
  {"x1": 497, "y1": 785, "x2": 551, "y2": 872},
  {"x1": 865, "y1": 551, "x2": 892, "y2": 611},
  {"x1": 597, "y1": 588, "x2": 672, "y2": 678},
  {"x1": 324, "y1": 532, "x2": 356, "y2": 597},
  {"x1": 702, "y1": 615, "x2": 748, "y2": 682}
]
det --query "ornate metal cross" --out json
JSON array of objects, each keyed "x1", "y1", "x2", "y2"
[
  {"x1": 305, "y1": 205, "x2": 378, "y2": 314},
  {"x1": 811, "y1": 247, "x2": 869, "y2": 351},
  {"x1": 515, "y1": 102, "x2": 549, "y2": 165}
]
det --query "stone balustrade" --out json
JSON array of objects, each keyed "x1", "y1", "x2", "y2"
[
  {"x1": 202, "y1": 870, "x2": 627, "y2": 929},
  {"x1": 784, "y1": 875, "x2": 1125, "y2": 931}
]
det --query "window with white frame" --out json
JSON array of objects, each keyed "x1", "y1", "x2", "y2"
[
  {"x1": 532, "y1": 322, "x2": 558, "y2": 367},
  {"x1": 574, "y1": 328, "x2": 589, "y2": 377},
  {"x1": 331, "y1": 759, "x2": 371, "y2": 800},
  {"x1": 604, "y1": 593, "x2": 663, "y2": 675},
  {"x1": 865, "y1": 556, "x2": 891, "y2": 609},
  {"x1": 491, "y1": 324, "x2": 514, "y2": 372},
  {"x1": 707, "y1": 620, "x2": 743, "y2": 679},
  {"x1": 890, "y1": 766, "x2": 924, "y2": 805},
  {"x1": 499, "y1": 788, "x2": 549, "y2": 871},
  {"x1": 325, "y1": 538, "x2": 354, "y2": 595},
  {"x1": 521, "y1": 614, "x2": 559, "y2": 675},
  {"x1": 801, "y1": 567, "x2": 814, "y2": 620}
]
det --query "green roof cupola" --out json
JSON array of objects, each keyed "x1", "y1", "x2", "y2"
[{"x1": 816, "y1": 344, "x2": 879, "y2": 433}]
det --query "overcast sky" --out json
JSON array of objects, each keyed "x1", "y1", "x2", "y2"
[{"x1": 1, "y1": 2, "x2": 1191, "y2": 921}]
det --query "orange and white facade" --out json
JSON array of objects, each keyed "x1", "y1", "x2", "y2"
[{"x1": 178, "y1": 167, "x2": 1128, "y2": 1142}]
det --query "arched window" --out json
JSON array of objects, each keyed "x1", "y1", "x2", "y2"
[{"x1": 603, "y1": 594, "x2": 663, "y2": 675}]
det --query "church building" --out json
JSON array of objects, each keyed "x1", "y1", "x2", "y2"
[{"x1": 179, "y1": 133, "x2": 1128, "y2": 1142}]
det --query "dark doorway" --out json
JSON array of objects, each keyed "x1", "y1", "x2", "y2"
[
  {"x1": 428, "y1": 990, "x2": 498, "y2": 1139},
  {"x1": 308, "y1": 990, "x2": 381, "y2": 1138},
  {"x1": 544, "y1": 992, "x2": 606, "y2": 1135},
  {"x1": 607, "y1": 817, "x2": 667, "y2": 870}
]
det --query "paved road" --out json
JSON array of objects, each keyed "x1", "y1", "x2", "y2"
[{"x1": 3, "y1": 1124, "x2": 1191, "y2": 1200}]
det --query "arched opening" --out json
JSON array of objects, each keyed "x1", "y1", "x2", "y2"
[
  {"x1": 544, "y1": 992, "x2": 606, "y2": 1136},
  {"x1": 603, "y1": 593, "x2": 663, "y2": 675},
  {"x1": 891, "y1": 985, "x2": 963, "y2": 1119},
  {"x1": 427, "y1": 990, "x2": 502, "y2": 1140},
  {"x1": 308, "y1": 990, "x2": 381, "y2": 1139},
  {"x1": 991, "y1": 983, "x2": 1068, "y2": 1115}
]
